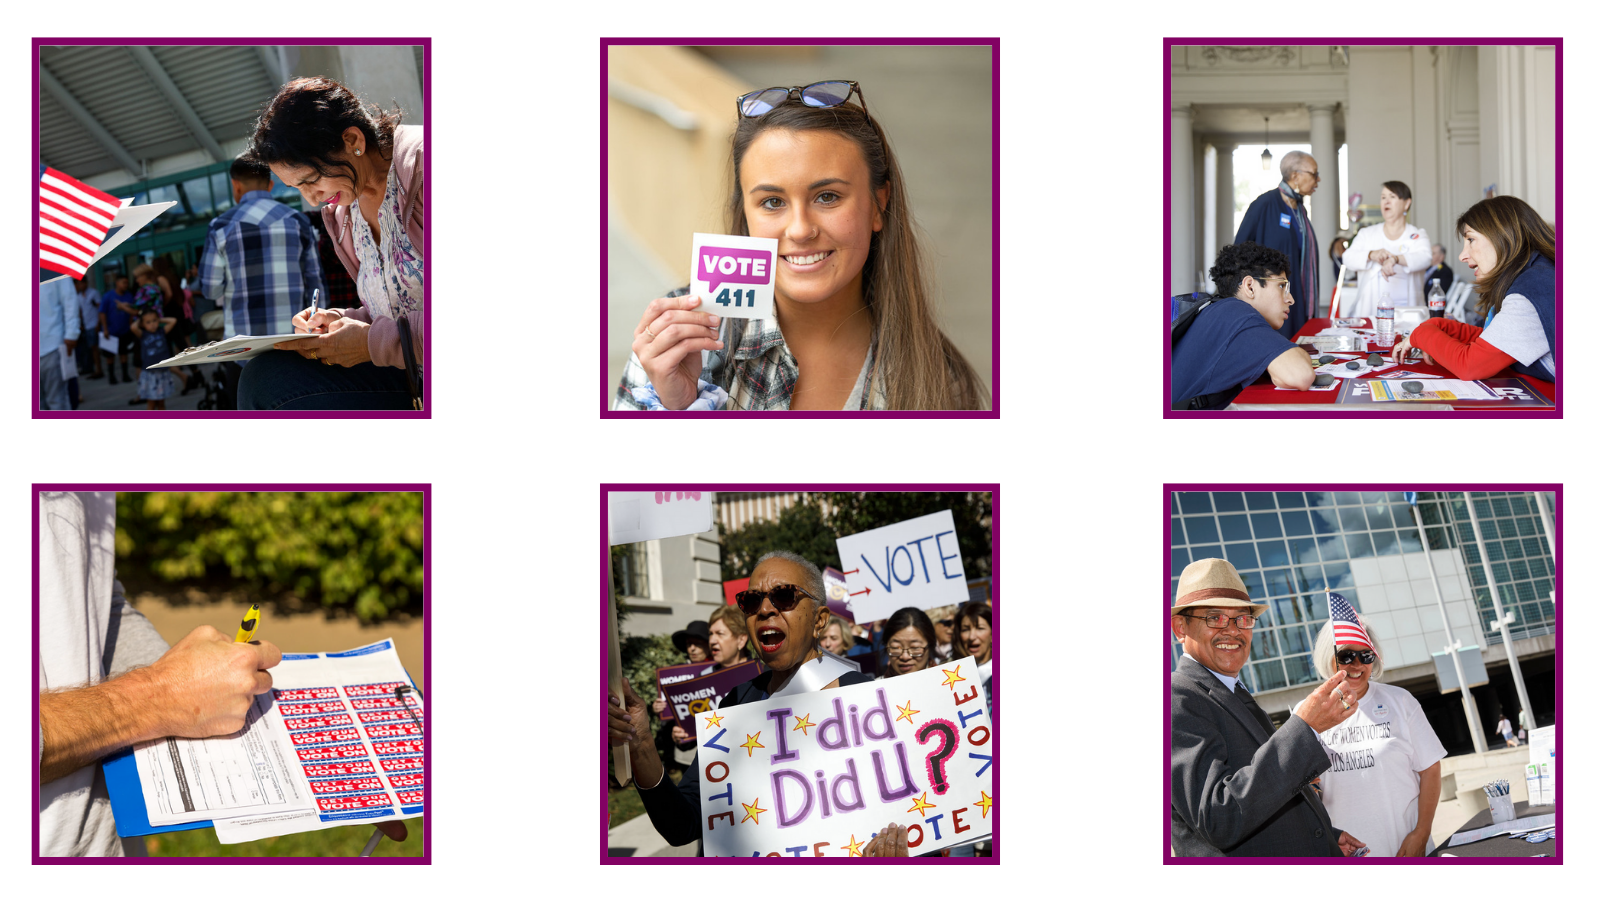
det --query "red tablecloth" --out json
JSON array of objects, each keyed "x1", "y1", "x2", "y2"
[{"x1": 1232, "y1": 317, "x2": 1554, "y2": 407}]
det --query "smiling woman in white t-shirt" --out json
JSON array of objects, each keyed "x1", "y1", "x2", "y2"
[{"x1": 1291, "y1": 611, "x2": 1447, "y2": 857}]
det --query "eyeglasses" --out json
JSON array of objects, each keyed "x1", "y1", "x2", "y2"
[
  {"x1": 737, "y1": 80, "x2": 869, "y2": 119},
  {"x1": 1181, "y1": 612, "x2": 1258, "y2": 629},
  {"x1": 1336, "y1": 649, "x2": 1376, "y2": 665},
  {"x1": 734, "y1": 583, "x2": 820, "y2": 616},
  {"x1": 886, "y1": 644, "x2": 928, "y2": 660},
  {"x1": 1298, "y1": 169, "x2": 1321, "y2": 180},
  {"x1": 936, "y1": 618, "x2": 954, "y2": 628}
]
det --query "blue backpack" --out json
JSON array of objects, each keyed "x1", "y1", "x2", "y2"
[
  {"x1": 1169, "y1": 292, "x2": 1237, "y2": 410},
  {"x1": 1170, "y1": 291, "x2": 1215, "y2": 347}
]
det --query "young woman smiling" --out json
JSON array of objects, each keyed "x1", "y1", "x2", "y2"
[{"x1": 615, "y1": 81, "x2": 987, "y2": 411}]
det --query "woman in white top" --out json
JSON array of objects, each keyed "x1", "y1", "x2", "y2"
[
  {"x1": 1291, "y1": 610, "x2": 1446, "y2": 857},
  {"x1": 1342, "y1": 182, "x2": 1431, "y2": 320}
]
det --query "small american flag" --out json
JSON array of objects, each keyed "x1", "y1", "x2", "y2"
[
  {"x1": 39, "y1": 164, "x2": 121, "y2": 279},
  {"x1": 1328, "y1": 592, "x2": 1372, "y2": 649}
]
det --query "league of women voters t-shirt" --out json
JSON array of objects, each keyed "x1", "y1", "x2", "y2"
[
  {"x1": 1291, "y1": 680, "x2": 1447, "y2": 856},
  {"x1": 1171, "y1": 298, "x2": 1299, "y2": 407}
]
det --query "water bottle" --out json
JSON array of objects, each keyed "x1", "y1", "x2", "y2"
[
  {"x1": 1376, "y1": 289, "x2": 1395, "y2": 347},
  {"x1": 1428, "y1": 278, "x2": 1445, "y2": 318}
]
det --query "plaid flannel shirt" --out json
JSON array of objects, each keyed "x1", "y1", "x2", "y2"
[{"x1": 199, "y1": 191, "x2": 324, "y2": 339}]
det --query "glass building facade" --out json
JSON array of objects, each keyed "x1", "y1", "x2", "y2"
[{"x1": 1170, "y1": 490, "x2": 1556, "y2": 696}]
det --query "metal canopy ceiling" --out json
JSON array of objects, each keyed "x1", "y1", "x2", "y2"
[{"x1": 38, "y1": 45, "x2": 283, "y2": 180}]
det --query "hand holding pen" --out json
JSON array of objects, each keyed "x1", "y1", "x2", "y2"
[{"x1": 294, "y1": 288, "x2": 328, "y2": 334}]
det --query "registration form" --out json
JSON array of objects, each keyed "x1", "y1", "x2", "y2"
[
  {"x1": 133, "y1": 691, "x2": 313, "y2": 826},
  {"x1": 211, "y1": 638, "x2": 424, "y2": 844}
]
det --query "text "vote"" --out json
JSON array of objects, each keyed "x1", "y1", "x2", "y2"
[{"x1": 699, "y1": 247, "x2": 771, "y2": 293}]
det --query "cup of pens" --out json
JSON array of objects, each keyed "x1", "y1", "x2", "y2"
[{"x1": 1484, "y1": 779, "x2": 1515, "y2": 824}]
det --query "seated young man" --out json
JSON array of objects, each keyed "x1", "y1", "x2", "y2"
[{"x1": 1172, "y1": 242, "x2": 1316, "y2": 408}]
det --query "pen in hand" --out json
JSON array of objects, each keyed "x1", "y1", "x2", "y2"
[
  {"x1": 234, "y1": 603, "x2": 263, "y2": 643},
  {"x1": 306, "y1": 288, "x2": 322, "y2": 334}
]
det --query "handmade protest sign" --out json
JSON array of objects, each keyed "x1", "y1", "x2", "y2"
[
  {"x1": 691, "y1": 233, "x2": 777, "y2": 320},
  {"x1": 698, "y1": 656, "x2": 994, "y2": 857},
  {"x1": 834, "y1": 511, "x2": 969, "y2": 622},
  {"x1": 659, "y1": 650, "x2": 764, "y2": 736}
]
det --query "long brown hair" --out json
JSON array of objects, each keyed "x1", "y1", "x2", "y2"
[
  {"x1": 721, "y1": 100, "x2": 988, "y2": 410},
  {"x1": 1457, "y1": 196, "x2": 1555, "y2": 317}
]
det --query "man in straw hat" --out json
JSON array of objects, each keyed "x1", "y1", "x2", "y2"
[{"x1": 1170, "y1": 558, "x2": 1369, "y2": 857}]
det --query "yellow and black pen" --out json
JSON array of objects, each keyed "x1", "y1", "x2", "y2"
[{"x1": 235, "y1": 603, "x2": 263, "y2": 643}]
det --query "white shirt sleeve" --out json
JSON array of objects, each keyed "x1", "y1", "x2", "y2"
[
  {"x1": 1343, "y1": 226, "x2": 1378, "y2": 271},
  {"x1": 1481, "y1": 294, "x2": 1552, "y2": 367}
]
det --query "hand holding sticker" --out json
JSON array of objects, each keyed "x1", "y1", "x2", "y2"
[{"x1": 691, "y1": 233, "x2": 777, "y2": 320}]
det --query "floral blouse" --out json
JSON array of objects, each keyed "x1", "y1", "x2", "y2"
[{"x1": 352, "y1": 159, "x2": 424, "y2": 365}]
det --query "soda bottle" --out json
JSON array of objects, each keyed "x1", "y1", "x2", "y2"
[
  {"x1": 1428, "y1": 278, "x2": 1445, "y2": 318},
  {"x1": 1376, "y1": 289, "x2": 1395, "y2": 347}
]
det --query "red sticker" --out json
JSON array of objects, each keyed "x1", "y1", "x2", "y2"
[
  {"x1": 379, "y1": 756, "x2": 425, "y2": 772},
  {"x1": 317, "y1": 793, "x2": 393, "y2": 812},
  {"x1": 388, "y1": 771, "x2": 426, "y2": 789},
  {"x1": 275, "y1": 686, "x2": 340, "y2": 700},
  {"x1": 310, "y1": 776, "x2": 386, "y2": 795},
  {"x1": 290, "y1": 727, "x2": 363, "y2": 746},
  {"x1": 302, "y1": 760, "x2": 376, "y2": 778},
  {"x1": 284, "y1": 714, "x2": 354, "y2": 731},
  {"x1": 343, "y1": 681, "x2": 410, "y2": 698},
  {"x1": 295, "y1": 743, "x2": 371, "y2": 762}
]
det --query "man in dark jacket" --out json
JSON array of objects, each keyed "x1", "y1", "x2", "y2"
[
  {"x1": 1236, "y1": 151, "x2": 1322, "y2": 338},
  {"x1": 1169, "y1": 557, "x2": 1368, "y2": 857},
  {"x1": 1423, "y1": 244, "x2": 1456, "y2": 294}
]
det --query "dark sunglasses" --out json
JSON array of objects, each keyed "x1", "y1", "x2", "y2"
[
  {"x1": 1336, "y1": 649, "x2": 1376, "y2": 665},
  {"x1": 737, "y1": 80, "x2": 869, "y2": 119},
  {"x1": 735, "y1": 583, "x2": 820, "y2": 616}
]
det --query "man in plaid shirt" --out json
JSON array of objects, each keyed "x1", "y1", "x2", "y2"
[{"x1": 199, "y1": 154, "x2": 323, "y2": 344}]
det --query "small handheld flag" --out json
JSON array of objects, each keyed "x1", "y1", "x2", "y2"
[
  {"x1": 39, "y1": 164, "x2": 121, "y2": 279},
  {"x1": 1328, "y1": 592, "x2": 1373, "y2": 650}
]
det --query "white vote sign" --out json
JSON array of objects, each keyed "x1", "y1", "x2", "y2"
[
  {"x1": 699, "y1": 657, "x2": 994, "y2": 857},
  {"x1": 835, "y1": 510, "x2": 968, "y2": 622},
  {"x1": 690, "y1": 233, "x2": 777, "y2": 320}
]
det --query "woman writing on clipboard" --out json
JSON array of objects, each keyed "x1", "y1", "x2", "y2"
[{"x1": 237, "y1": 77, "x2": 424, "y2": 410}]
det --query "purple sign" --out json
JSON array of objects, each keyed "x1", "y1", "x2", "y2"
[{"x1": 665, "y1": 659, "x2": 765, "y2": 738}]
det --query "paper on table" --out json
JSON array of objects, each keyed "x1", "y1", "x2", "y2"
[
  {"x1": 211, "y1": 638, "x2": 424, "y2": 844},
  {"x1": 1316, "y1": 359, "x2": 1397, "y2": 379},
  {"x1": 1369, "y1": 379, "x2": 1498, "y2": 402},
  {"x1": 1386, "y1": 369, "x2": 1441, "y2": 379},
  {"x1": 1448, "y1": 813, "x2": 1555, "y2": 847},
  {"x1": 133, "y1": 693, "x2": 314, "y2": 826}
]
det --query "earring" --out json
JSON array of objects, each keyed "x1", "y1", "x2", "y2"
[{"x1": 356, "y1": 150, "x2": 362, "y2": 156}]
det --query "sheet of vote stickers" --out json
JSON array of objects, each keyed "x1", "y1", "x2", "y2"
[{"x1": 691, "y1": 233, "x2": 778, "y2": 320}]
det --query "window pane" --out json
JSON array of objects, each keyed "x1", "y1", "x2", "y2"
[
  {"x1": 1491, "y1": 496, "x2": 1512, "y2": 517},
  {"x1": 1269, "y1": 492, "x2": 1300, "y2": 509},
  {"x1": 1178, "y1": 492, "x2": 1213, "y2": 514},
  {"x1": 1373, "y1": 529, "x2": 1401, "y2": 556},
  {"x1": 1191, "y1": 544, "x2": 1222, "y2": 562},
  {"x1": 1250, "y1": 629, "x2": 1279, "y2": 661},
  {"x1": 1258, "y1": 539, "x2": 1290, "y2": 567},
  {"x1": 1246, "y1": 492, "x2": 1277, "y2": 510},
  {"x1": 1317, "y1": 534, "x2": 1348, "y2": 561},
  {"x1": 1516, "y1": 517, "x2": 1539, "y2": 537},
  {"x1": 1185, "y1": 516, "x2": 1219, "y2": 544},
  {"x1": 1335, "y1": 492, "x2": 1363, "y2": 505},
  {"x1": 1280, "y1": 625, "x2": 1311, "y2": 655},
  {"x1": 1509, "y1": 560, "x2": 1530, "y2": 581},
  {"x1": 1285, "y1": 655, "x2": 1318, "y2": 686},
  {"x1": 1264, "y1": 568, "x2": 1291, "y2": 597},
  {"x1": 1217, "y1": 514, "x2": 1253, "y2": 542},
  {"x1": 1224, "y1": 542, "x2": 1259, "y2": 571},
  {"x1": 1522, "y1": 537, "x2": 1544, "y2": 558},
  {"x1": 1509, "y1": 494, "x2": 1530, "y2": 515},
  {"x1": 1212, "y1": 492, "x2": 1246, "y2": 512},
  {"x1": 1287, "y1": 536, "x2": 1320, "y2": 564},
  {"x1": 1397, "y1": 527, "x2": 1423, "y2": 553},
  {"x1": 1339, "y1": 506, "x2": 1369, "y2": 531},
  {"x1": 1324, "y1": 561, "x2": 1353, "y2": 590},
  {"x1": 1281, "y1": 510, "x2": 1313, "y2": 536},
  {"x1": 1298, "y1": 565, "x2": 1326, "y2": 592},
  {"x1": 1366, "y1": 503, "x2": 1395, "y2": 530},
  {"x1": 1172, "y1": 547, "x2": 1189, "y2": 573},
  {"x1": 1251, "y1": 512, "x2": 1284, "y2": 538},
  {"x1": 1273, "y1": 594, "x2": 1306, "y2": 624},
  {"x1": 1345, "y1": 532, "x2": 1375, "y2": 558},
  {"x1": 1425, "y1": 525, "x2": 1450, "y2": 551},
  {"x1": 1485, "y1": 541, "x2": 1505, "y2": 562},
  {"x1": 1478, "y1": 518, "x2": 1499, "y2": 539},
  {"x1": 1171, "y1": 517, "x2": 1185, "y2": 545},
  {"x1": 1527, "y1": 557, "x2": 1547, "y2": 579},
  {"x1": 1311, "y1": 507, "x2": 1340, "y2": 535},
  {"x1": 1304, "y1": 491, "x2": 1334, "y2": 509},
  {"x1": 1502, "y1": 538, "x2": 1524, "y2": 559},
  {"x1": 1362, "y1": 492, "x2": 1388, "y2": 504},
  {"x1": 1240, "y1": 570, "x2": 1265, "y2": 600},
  {"x1": 1256, "y1": 659, "x2": 1288, "y2": 691},
  {"x1": 1309, "y1": 592, "x2": 1331, "y2": 619}
]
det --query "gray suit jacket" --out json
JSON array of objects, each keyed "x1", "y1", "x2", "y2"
[{"x1": 1170, "y1": 656, "x2": 1342, "y2": 857}]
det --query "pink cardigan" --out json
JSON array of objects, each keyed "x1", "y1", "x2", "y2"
[{"x1": 319, "y1": 124, "x2": 424, "y2": 369}]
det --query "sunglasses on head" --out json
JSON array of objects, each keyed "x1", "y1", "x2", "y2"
[
  {"x1": 737, "y1": 80, "x2": 869, "y2": 119},
  {"x1": 1336, "y1": 649, "x2": 1376, "y2": 665},
  {"x1": 734, "y1": 583, "x2": 820, "y2": 616}
]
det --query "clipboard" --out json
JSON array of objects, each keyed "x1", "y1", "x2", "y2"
[
  {"x1": 103, "y1": 663, "x2": 422, "y2": 839},
  {"x1": 147, "y1": 332, "x2": 305, "y2": 368}
]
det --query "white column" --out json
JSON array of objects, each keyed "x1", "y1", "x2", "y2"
[
  {"x1": 1209, "y1": 138, "x2": 1235, "y2": 278},
  {"x1": 1308, "y1": 103, "x2": 1339, "y2": 316},
  {"x1": 1203, "y1": 144, "x2": 1217, "y2": 293},
  {"x1": 1171, "y1": 103, "x2": 1195, "y2": 294}
]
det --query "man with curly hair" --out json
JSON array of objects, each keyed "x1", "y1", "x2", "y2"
[{"x1": 1172, "y1": 242, "x2": 1316, "y2": 409}]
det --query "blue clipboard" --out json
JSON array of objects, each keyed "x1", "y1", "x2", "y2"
[{"x1": 103, "y1": 652, "x2": 421, "y2": 839}]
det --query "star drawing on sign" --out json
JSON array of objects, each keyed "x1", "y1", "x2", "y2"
[
  {"x1": 703, "y1": 711, "x2": 724, "y2": 729},
  {"x1": 791, "y1": 713, "x2": 816, "y2": 736},
  {"x1": 974, "y1": 790, "x2": 993, "y2": 818},
  {"x1": 740, "y1": 798, "x2": 767, "y2": 825},
  {"x1": 940, "y1": 665, "x2": 965, "y2": 687},
  {"x1": 895, "y1": 701, "x2": 920, "y2": 724},
  {"x1": 843, "y1": 834, "x2": 866, "y2": 857},
  {"x1": 907, "y1": 791, "x2": 937, "y2": 816},
  {"x1": 740, "y1": 731, "x2": 765, "y2": 757}
]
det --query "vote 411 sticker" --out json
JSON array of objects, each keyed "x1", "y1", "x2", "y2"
[{"x1": 690, "y1": 233, "x2": 777, "y2": 319}]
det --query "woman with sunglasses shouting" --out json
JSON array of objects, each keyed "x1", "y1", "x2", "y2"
[
  {"x1": 1290, "y1": 603, "x2": 1446, "y2": 857},
  {"x1": 608, "y1": 550, "x2": 912, "y2": 856}
]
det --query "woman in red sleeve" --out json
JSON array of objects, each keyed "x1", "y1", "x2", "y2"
[{"x1": 1392, "y1": 196, "x2": 1555, "y2": 383}]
